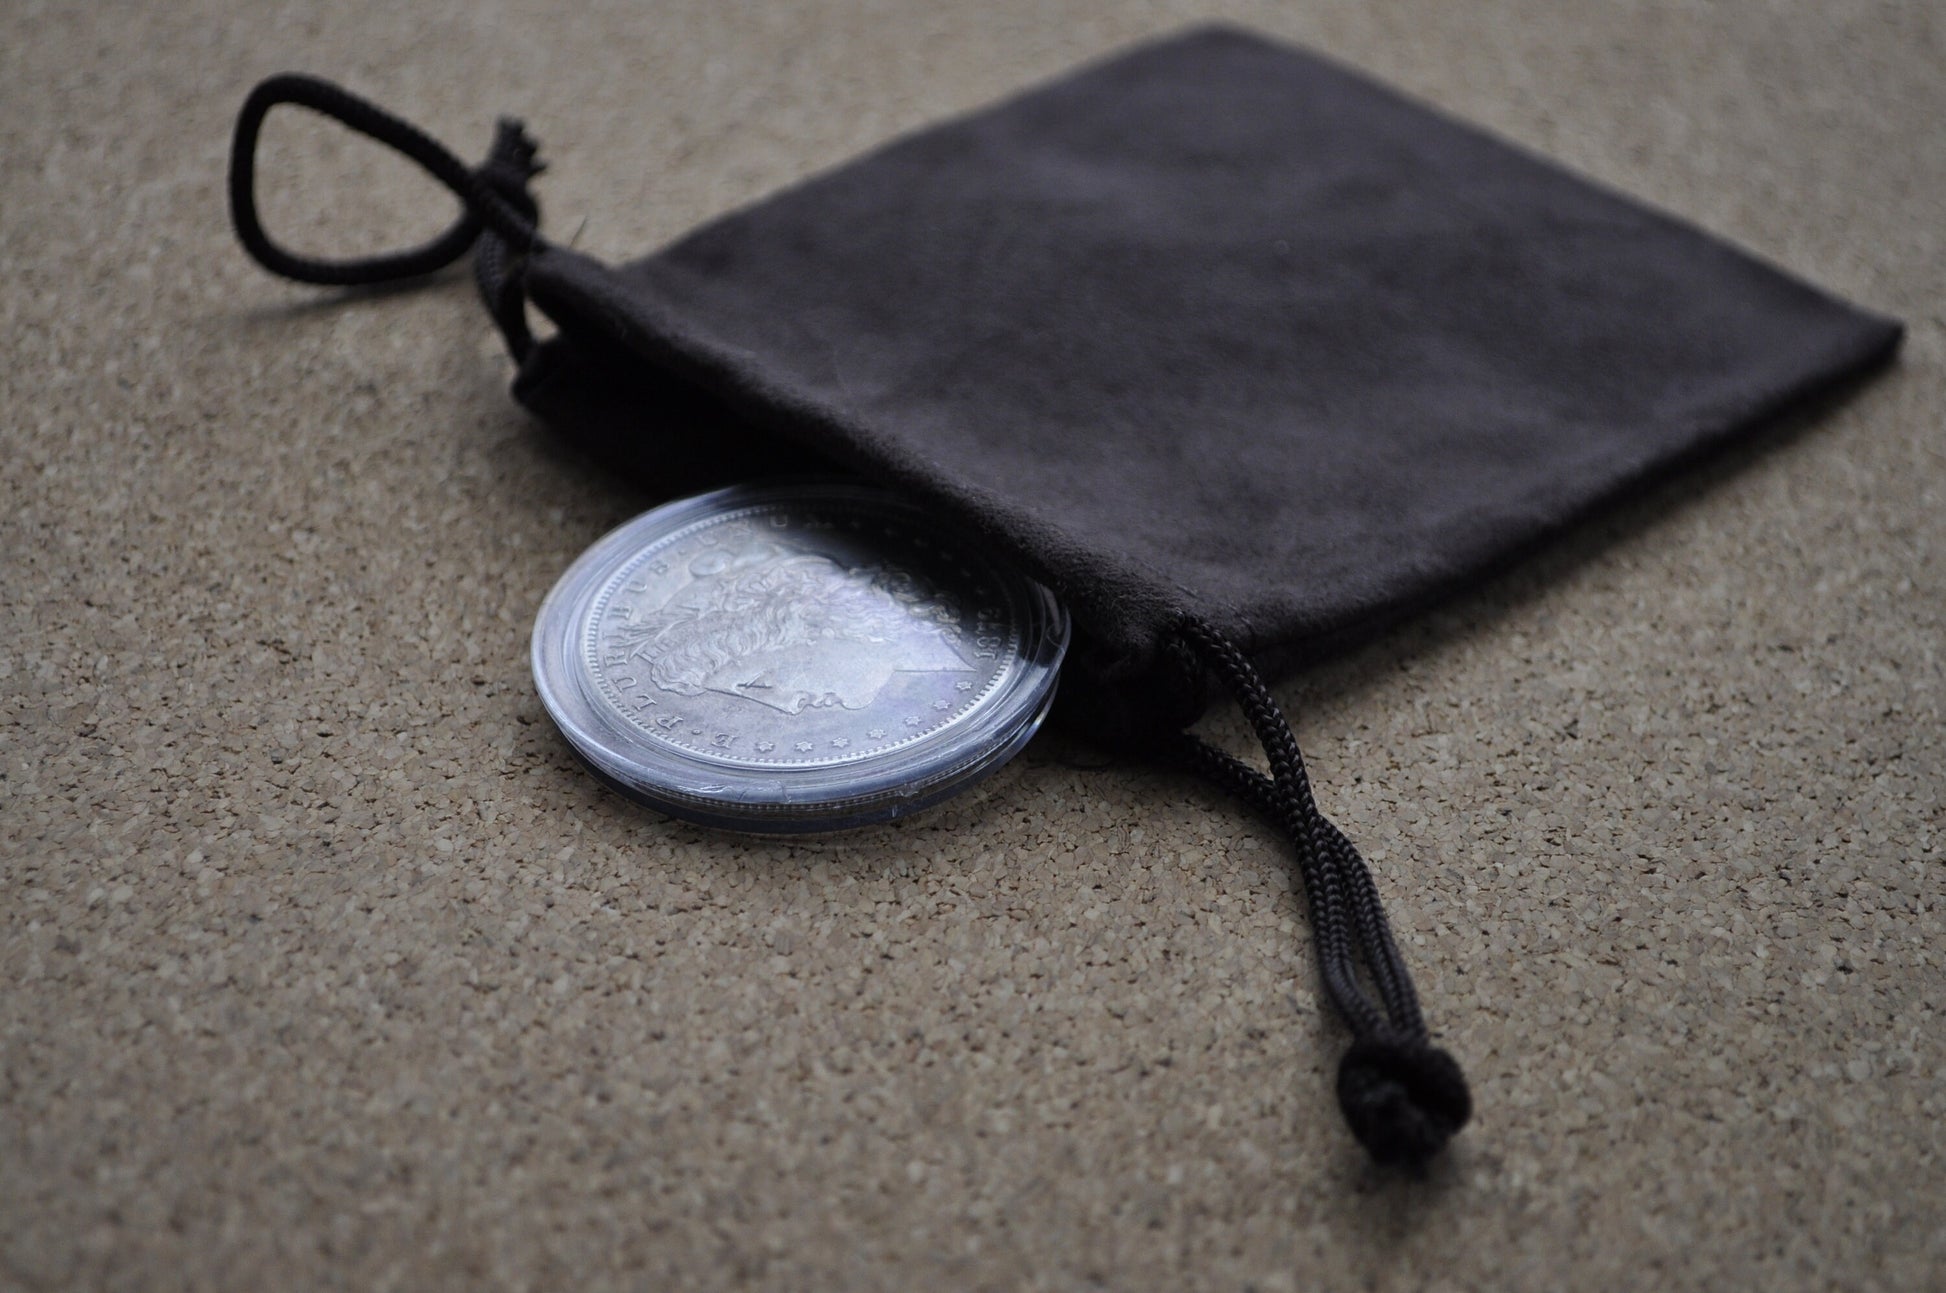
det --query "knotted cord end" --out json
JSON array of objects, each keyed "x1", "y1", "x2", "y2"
[
  {"x1": 477, "y1": 119, "x2": 546, "y2": 240},
  {"x1": 1336, "y1": 1037, "x2": 1471, "y2": 1168},
  {"x1": 491, "y1": 118, "x2": 545, "y2": 180},
  {"x1": 1172, "y1": 615, "x2": 1472, "y2": 1168}
]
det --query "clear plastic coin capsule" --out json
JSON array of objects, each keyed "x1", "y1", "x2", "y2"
[{"x1": 531, "y1": 481, "x2": 1070, "y2": 833}]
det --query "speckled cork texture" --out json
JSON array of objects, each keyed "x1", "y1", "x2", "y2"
[{"x1": 3, "y1": 1, "x2": 1942, "y2": 1289}]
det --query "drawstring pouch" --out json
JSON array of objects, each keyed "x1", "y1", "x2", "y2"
[{"x1": 229, "y1": 25, "x2": 1902, "y2": 1168}]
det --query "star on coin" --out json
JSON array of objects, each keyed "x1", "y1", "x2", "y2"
[{"x1": 794, "y1": 741, "x2": 814, "y2": 752}]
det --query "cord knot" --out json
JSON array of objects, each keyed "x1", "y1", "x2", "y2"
[
  {"x1": 1336, "y1": 1037, "x2": 1471, "y2": 1168},
  {"x1": 477, "y1": 118, "x2": 545, "y2": 227}
]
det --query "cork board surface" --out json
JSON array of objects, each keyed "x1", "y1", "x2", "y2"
[{"x1": 3, "y1": 1, "x2": 1941, "y2": 1288}]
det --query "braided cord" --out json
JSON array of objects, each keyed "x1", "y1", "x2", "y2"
[{"x1": 1171, "y1": 617, "x2": 1470, "y2": 1166}]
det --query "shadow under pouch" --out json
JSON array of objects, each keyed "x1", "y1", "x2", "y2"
[{"x1": 228, "y1": 27, "x2": 1902, "y2": 1167}]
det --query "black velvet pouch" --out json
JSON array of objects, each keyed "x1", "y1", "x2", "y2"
[{"x1": 230, "y1": 26, "x2": 1902, "y2": 1166}]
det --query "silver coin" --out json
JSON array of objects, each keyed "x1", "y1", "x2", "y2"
[{"x1": 532, "y1": 480, "x2": 1069, "y2": 832}]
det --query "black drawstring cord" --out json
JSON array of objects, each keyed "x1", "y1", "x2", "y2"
[
  {"x1": 223, "y1": 73, "x2": 1468, "y2": 1168},
  {"x1": 228, "y1": 74, "x2": 545, "y2": 360},
  {"x1": 1170, "y1": 617, "x2": 1471, "y2": 1166}
]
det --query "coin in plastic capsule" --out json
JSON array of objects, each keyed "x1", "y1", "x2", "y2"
[{"x1": 530, "y1": 480, "x2": 1071, "y2": 833}]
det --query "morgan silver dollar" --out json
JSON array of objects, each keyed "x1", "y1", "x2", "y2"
[{"x1": 531, "y1": 480, "x2": 1070, "y2": 832}]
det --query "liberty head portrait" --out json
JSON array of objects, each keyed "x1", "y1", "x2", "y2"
[{"x1": 610, "y1": 544, "x2": 976, "y2": 715}]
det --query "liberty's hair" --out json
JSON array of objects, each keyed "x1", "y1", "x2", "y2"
[{"x1": 615, "y1": 553, "x2": 944, "y2": 695}]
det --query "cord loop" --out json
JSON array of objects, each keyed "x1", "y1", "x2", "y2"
[{"x1": 228, "y1": 73, "x2": 545, "y2": 359}]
